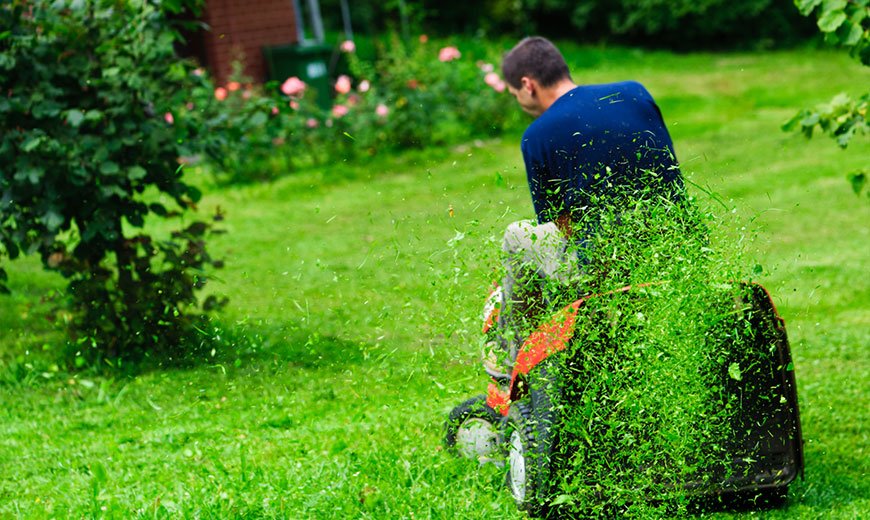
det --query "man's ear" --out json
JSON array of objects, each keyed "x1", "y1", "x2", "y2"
[{"x1": 521, "y1": 76, "x2": 536, "y2": 95}]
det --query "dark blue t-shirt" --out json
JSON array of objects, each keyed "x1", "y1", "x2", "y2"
[{"x1": 521, "y1": 81, "x2": 682, "y2": 224}]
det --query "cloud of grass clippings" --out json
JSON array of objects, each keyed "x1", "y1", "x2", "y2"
[{"x1": 447, "y1": 175, "x2": 799, "y2": 517}]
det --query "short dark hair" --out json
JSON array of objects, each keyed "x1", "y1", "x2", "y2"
[{"x1": 501, "y1": 36, "x2": 571, "y2": 89}]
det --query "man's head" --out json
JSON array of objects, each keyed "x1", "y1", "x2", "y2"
[{"x1": 502, "y1": 37, "x2": 573, "y2": 117}]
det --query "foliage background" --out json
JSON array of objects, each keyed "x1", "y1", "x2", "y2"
[
  {"x1": 320, "y1": 0, "x2": 816, "y2": 48},
  {"x1": 0, "y1": 0, "x2": 224, "y2": 366}
]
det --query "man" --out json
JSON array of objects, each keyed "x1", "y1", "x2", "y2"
[{"x1": 485, "y1": 36, "x2": 683, "y2": 374}]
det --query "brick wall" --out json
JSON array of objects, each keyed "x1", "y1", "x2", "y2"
[{"x1": 203, "y1": 0, "x2": 298, "y2": 85}]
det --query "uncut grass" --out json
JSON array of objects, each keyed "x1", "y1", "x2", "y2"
[{"x1": 0, "y1": 47, "x2": 867, "y2": 517}]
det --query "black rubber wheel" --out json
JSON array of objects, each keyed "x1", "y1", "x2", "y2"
[
  {"x1": 444, "y1": 395, "x2": 503, "y2": 462},
  {"x1": 505, "y1": 360, "x2": 560, "y2": 517}
]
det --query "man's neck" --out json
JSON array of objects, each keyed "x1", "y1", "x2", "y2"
[{"x1": 538, "y1": 79, "x2": 577, "y2": 113}]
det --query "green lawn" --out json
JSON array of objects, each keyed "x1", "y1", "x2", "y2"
[{"x1": 1, "y1": 46, "x2": 868, "y2": 518}]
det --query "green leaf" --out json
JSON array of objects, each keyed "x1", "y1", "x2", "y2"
[
  {"x1": 187, "y1": 185, "x2": 202, "y2": 203},
  {"x1": 67, "y1": 109, "x2": 85, "y2": 127},
  {"x1": 796, "y1": 0, "x2": 823, "y2": 16},
  {"x1": 43, "y1": 210, "x2": 64, "y2": 231},
  {"x1": 550, "y1": 494, "x2": 574, "y2": 506},
  {"x1": 847, "y1": 171, "x2": 867, "y2": 196},
  {"x1": 149, "y1": 203, "x2": 168, "y2": 216},
  {"x1": 100, "y1": 161, "x2": 120, "y2": 175},
  {"x1": 15, "y1": 166, "x2": 44, "y2": 184},
  {"x1": 33, "y1": 101, "x2": 63, "y2": 119},
  {"x1": 90, "y1": 461, "x2": 108, "y2": 484},
  {"x1": 21, "y1": 137, "x2": 42, "y2": 152},
  {"x1": 782, "y1": 112, "x2": 804, "y2": 131},
  {"x1": 817, "y1": 10, "x2": 847, "y2": 33},
  {"x1": 248, "y1": 112, "x2": 267, "y2": 127},
  {"x1": 821, "y1": 0, "x2": 848, "y2": 11},
  {"x1": 842, "y1": 22, "x2": 864, "y2": 46},
  {"x1": 0, "y1": 53, "x2": 15, "y2": 70},
  {"x1": 800, "y1": 112, "x2": 820, "y2": 127},
  {"x1": 728, "y1": 362, "x2": 742, "y2": 381},
  {"x1": 84, "y1": 109, "x2": 103, "y2": 122},
  {"x1": 823, "y1": 30, "x2": 841, "y2": 45},
  {"x1": 836, "y1": 130, "x2": 853, "y2": 148},
  {"x1": 128, "y1": 166, "x2": 147, "y2": 180}
]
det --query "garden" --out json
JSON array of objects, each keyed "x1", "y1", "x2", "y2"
[{"x1": 1, "y1": 0, "x2": 868, "y2": 518}]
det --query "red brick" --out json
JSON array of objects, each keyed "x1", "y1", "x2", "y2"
[{"x1": 202, "y1": 0, "x2": 298, "y2": 83}]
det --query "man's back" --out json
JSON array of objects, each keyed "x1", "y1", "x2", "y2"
[{"x1": 521, "y1": 81, "x2": 682, "y2": 224}]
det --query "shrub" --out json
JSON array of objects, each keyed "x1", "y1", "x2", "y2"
[
  {"x1": 783, "y1": 0, "x2": 869, "y2": 197},
  {"x1": 0, "y1": 0, "x2": 225, "y2": 366},
  {"x1": 319, "y1": 0, "x2": 816, "y2": 49},
  {"x1": 196, "y1": 34, "x2": 521, "y2": 185},
  {"x1": 185, "y1": 63, "x2": 323, "y2": 184}
]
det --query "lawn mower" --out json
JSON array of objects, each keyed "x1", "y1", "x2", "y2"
[{"x1": 445, "y1": 281, "x2": 804, "y2": 517}]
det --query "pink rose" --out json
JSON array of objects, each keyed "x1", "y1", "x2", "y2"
[
  {"x1": 185, "y1": 102, "x2": 194, "y2": 110},
  {"x1": 271, "y1": 106, "x2": 279, "y2": 115},
  {"x1": 375, "y1": 103, "x2": 389, "y2": 117},
  {"x1": 289, "y1": 100, "x2": 300, "y2": 110},
  {"x1": 332, "y1": 104, "x2": 349, "y2": 118},
  {"x1": 419, "y1": 34, "x2": 428, "y2": 44},
  {"x1": 164, "y1": 112, "x2": 174, "y2": 124},
  {"x1": 494, "y1": 80, "x2": 506, "y2": 93},
  {"x1": 438, "y1": 46, "x2": 461, "y2": 62},
  {"x1": 340, "y1": 40, "x2": 355, "y2": 53},
  {"x1": 192, "y1": 68, "x2": 204, "y2": 77},
  {"x1": 214, "y1": 87, "x2": 228, "y2": 101},
  {"x1": 358, "y1": 79, "x2": 370, "y2": 93},
  {"x1": 47, "y1": 252, "x2": 65, "y2": 268},
  {"x1": 306, "y1": 118, "x2": 319, "y2": 128},
  {"x1": 227, "y1": 81, "x2": 241, "y2": 92},
  {"x1": 484, "y1": 72, "x2": 501, "y2": 87},
  {"x1": 335, "y1": 75, "x2": 352, "y2": 95},
  {"x1": 281, "y1": 76, "x2": 306, "y2": 97},
  {"x1": 347, "y1": 93, "x2": 360, "y2": 107}
]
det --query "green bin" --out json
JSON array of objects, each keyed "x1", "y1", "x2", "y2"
[{"x1": 262, "y1": 43, "x2": 333, "y2": 110}]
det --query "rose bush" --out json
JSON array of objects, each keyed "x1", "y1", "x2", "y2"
[
  {"x1": 189, "y1": 34, "x2": 522, "y2": 184},
  {"x1": 0, "y1": 0, "x2": 225, "y2": 367}
]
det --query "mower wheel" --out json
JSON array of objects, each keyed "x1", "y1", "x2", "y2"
[
  {"x1": 444, "y1": 395, "x2": 503, "y2": 464},
  {"x1": 505, "y1": 361, "x2": 560, "y2": 517}
]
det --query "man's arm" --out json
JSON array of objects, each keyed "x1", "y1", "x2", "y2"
[{"x1": 555, "y1": 212, "x2": 574, "y2": 239}]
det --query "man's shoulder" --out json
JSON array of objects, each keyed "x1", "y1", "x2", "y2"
[
  {"x1": 587, "y1": 80, "x2": 651, "y2": 98},
  {"x1": 522, "y1": 81, "x2": 655, "y2": 145}
]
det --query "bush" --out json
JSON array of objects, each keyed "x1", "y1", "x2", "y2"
[
  {"x1": 195, "y1": 34, "x2": 522, "y2": 185},
  {"x1": 320, "y1": 0, "x2": 816, "y2": 49},
  {"x1": 784, "y1": 0, "x2": 869, "y2": 198},
  {"x1": 0, "y1": 0, "x2": 224, "y2": 366}
]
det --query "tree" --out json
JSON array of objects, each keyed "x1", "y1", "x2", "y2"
[
  {"x1": 0, "y1": 0, "x2": 224, "y2": 366},
  {"x1": 784, "y1": 0, "x2": 869, "y2": 197}
]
